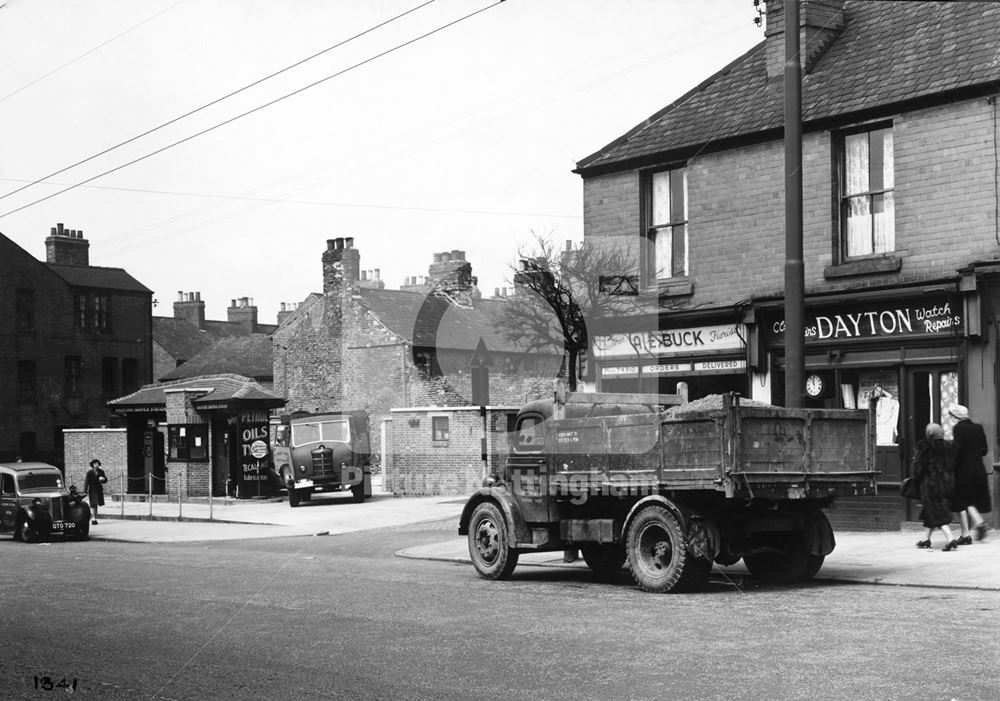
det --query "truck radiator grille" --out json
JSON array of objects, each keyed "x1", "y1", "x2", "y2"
[{"x1": 311, "y1": 447, "x2": 336, "y2": 478}]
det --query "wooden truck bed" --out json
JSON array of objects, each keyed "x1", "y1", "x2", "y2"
[{"x1": 548, "y1": 399, "x2": 877, "y2": 501}]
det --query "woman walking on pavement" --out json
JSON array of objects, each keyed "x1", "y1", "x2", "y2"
[
  {"x1": 912, "y1": 423, "x2": 959, "y2": 551},
  {"x1": 84, "y1": 458, "x2": 107, "y2": 525},
  {"x1": 949, "y1": 405, "x2": 992, "y2": 544}
]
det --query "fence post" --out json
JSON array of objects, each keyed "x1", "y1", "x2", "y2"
[
  {"x1": 120, "y1": 474, "x2": 125, "y2": 517},
  {"x1": 148, "y1": 472, "x2": 153, "y2": 518},
  {"x1": 178, "y1": 470, "x2": 183, "y2": 520}
]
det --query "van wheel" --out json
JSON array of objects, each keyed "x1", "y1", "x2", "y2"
[
  {"x1": 351, "y1": 484, "x2": 365, "y2": 503},
  {"x1": 581, "y1": 543, "x2": 626, "y2": 579},
  {"x1": 468, "y1": 502, "x2": 518, "y2": 580},
  {"x1": 626, "y1": 504, "x2": 706, "y2": 593},
  {"x1": 288, "y1": 487, "x2": 301, "y2": 508},
  {"x1": 19, "y1": 517, "x2": 40, "y2": 544}
]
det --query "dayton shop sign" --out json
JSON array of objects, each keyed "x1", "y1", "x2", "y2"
[{"x1": 768, "y1": 298, "x2": 962, "y2": 344}]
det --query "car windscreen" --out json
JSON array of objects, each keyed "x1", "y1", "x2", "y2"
[
  {"x1": 292, "y1": 420, "x2": 349, "y2": 447},
  {"x1": 18, "y1": 472, "x2": 63, "y2": 491}
]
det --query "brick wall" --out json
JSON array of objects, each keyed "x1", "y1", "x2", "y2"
[
  {"x1": 387, "y1": 407, "x2": 516, "y2": 496},
  {"x1": 63, "y1": 428, "x2": 127, "y2": 495},
  {"x1": 582, "y1": 97, "x2": 1000, "y2": 305}
]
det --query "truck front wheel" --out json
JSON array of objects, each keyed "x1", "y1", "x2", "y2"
[
  {"x1": 288, "y1": 487, "x2": 301, "y2": 508},
  {"x1": 626, "y1": 505, "x2": 708, "y2": 593},
  {"x1": 468, "y1": 502, "x2": 518, "y2": 580}
]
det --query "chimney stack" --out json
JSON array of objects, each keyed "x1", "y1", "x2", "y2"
[
  {"x1": 227, "y1": 296, "x2": 258, "y2": 332},
  {"x1": 322, "y1": 237, "x2": 361, "y2": 296},
  {"x1": 173, "y1": 291, "x2": 206, "y2": 329},
  {"x1": 765, "y1": 0, "x2": 845, "y2": 81},
  {"x1": 45, "y1": 222, "x2": 90, "y2": 266}
]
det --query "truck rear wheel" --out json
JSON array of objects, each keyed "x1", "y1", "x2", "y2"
[
  {"x1": 581, "y1": 543, "x2": 626, "y2": 579},
  {"x1": 743, "y1": 542, "x2": 809, "y2": 584},
  {"x1": 468, "y1": 502, "x2": 518, "y2": 580},
  {"x1": 626, "y1": 505, "x2": 707, "y2": 593}
]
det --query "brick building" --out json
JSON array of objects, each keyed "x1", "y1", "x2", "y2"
[
  {"x1": 0, "y1": 225, "x2": 152, "y2": 467},
  {"x1": 574, "y1": 1, "x2": 1000, "y2": 529},
  {"x1": 274, "y1": 237, "x2": 562, "y2": 494}
]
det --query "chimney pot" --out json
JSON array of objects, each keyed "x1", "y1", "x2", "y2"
[
  {"x1": 374, "y1": 268, "x2": 380, "y2": 280},
  {"x1": 345, "y1": 237, "x2": 354, "y2": 248},
  {"x1": 57, "y1": 223, "x2": 64, "y2": 235}
]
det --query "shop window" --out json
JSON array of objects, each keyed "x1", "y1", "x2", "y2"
[
  {"x1": 432, "y1": 416, "x2": 450, "y2": 442},
  {"x1": 644, "y1": 167, "x2": 688, "y2": 282},
  {"x1": 16, "y1": 289, "x2": 35, "y2": 332},
  {"x1": 839, "y1": 125, "x2": 894, "y2": 259},
  {"x1": 168, "y1": 424, "x2": 209, "y2": 461}
]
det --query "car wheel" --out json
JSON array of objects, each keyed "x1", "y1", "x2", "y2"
[
  {"x1": 77, "y1": 519, "x2": 90, "y2": 540},
  {"x1": 468, "y1": 501, "x2": 518, "y2": 580}
]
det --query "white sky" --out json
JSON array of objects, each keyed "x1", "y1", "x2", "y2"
[{"x1": 0, "y1": 0, "x2": 763, "y2": 324}]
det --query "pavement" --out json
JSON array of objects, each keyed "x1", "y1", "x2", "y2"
[{"x1": 82, "y1": 481, "x2": 999, "y2": 591}]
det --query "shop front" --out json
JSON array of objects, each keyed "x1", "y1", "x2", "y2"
[
  {"x1": 109, "y1": 375, "x2": 285, "y2": 499},
  {"x1": 756, "y1": 287, "x2": 964, "y2": 529},
  {"x1": 592, "y1": 317, "x2": 748, "y2": 400}
]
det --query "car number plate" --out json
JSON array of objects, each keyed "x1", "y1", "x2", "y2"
[{"x1": 50, "y1": 521, "x2": 75, "y2": 531}]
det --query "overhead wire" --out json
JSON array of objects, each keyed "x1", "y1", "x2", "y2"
[
  {"x1": 0, "y1": 0, "x2": 186, "y2": 105},
  {"x1": 0, "y1": 0, "x2": 504, "y2": 222},
  {"x1": 94, "y1": 10, "x2": 747, "y2": 257},
  {"x1": 0, "y1": 0, "x2": 438, "y2": 206}
]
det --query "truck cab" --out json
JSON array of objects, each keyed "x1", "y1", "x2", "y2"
[{"x1": 271, "y1": 412, "x2": 372, "y2": 507}]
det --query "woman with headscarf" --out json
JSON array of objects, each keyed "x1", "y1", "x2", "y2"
[
  {"x1": 912, "y1": 423, "x2": 958, "y2": 551},
  {"x1": 949, "y1": 404, "x2": 991, "y2": 544}
]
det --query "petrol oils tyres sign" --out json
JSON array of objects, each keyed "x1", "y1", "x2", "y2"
[{"x1": 767, "y1": 298, "x2": 962, "y2": 344}]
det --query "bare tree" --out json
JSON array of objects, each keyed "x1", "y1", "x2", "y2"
[{"x1": 495, "y1": 233, "x2": 650, "y2": 391}]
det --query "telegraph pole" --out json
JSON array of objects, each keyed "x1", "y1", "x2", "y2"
[{"x1": 784, "y1": 0, "x2": 805, "y2": 407}]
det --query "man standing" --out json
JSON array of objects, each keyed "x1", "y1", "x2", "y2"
[
  {"x1": 83, "y1": 458, "x2": 107, "y2": 526},
  {"x1": 949, "y1": 405, "x2": 992, "y2": 543}
]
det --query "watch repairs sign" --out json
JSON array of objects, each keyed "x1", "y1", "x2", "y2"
[{"x1": 768, "y1": 297, "x2": 962, "y2": 344}]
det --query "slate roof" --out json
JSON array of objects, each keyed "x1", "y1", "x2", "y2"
[
  {"x1": 46, "y1": 263, "x2": 151, "y2": 293},
  {"x1": 356, "y1": 288, "x2": 540, "y2": 354},
  {"x1": 160, "y1": 334, "x2": 273, "y2": 381},
  {"x1": 577, "y1": 2, "x2": 1000, "y2": 173},
  {"x1": 153, "y1": 317, "x2": 277, "y2": 367},
  {"x1": 109, "y1": 374, "x2": 283, "y2": 410}
]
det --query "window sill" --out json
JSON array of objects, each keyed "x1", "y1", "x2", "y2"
[
  {"x1": 824, "y1": 255, "x2": 902, "y2": 280},
  {"x1": 650, "y1": 278, "x2": 694, "y2": 298}
]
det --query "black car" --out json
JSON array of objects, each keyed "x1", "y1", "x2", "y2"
[{"x1": 0, "y1": 462, "x2": 91, "y2": 542}]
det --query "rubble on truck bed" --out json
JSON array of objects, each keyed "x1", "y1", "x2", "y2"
[{"x1": 663, "y1": 394, "x2": 772, "y2": 417}]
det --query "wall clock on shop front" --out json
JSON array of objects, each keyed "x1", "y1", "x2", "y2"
[{"x1": 805, "y1": 373, "x2": 825, "y2": 398}]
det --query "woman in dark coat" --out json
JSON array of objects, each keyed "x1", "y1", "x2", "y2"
[
  {"x1": 949, "y1": 405, "x2": 991, "y2": 543},
  {"x1": 83, "y1": 458, "x2": 107, "y2": 525},
  {"x1": 912, "y1": 423, "x2": 958, "y2": 551}
]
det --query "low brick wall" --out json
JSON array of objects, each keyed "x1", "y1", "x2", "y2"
[
  {"x1": 387, "y1": 407, "x2": 517, "y2": 497},
  {"x1": 63, "y1": 428, "x2": 128, "y2": 495}
]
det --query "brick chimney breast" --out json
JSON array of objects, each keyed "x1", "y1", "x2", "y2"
[
  {"x1": 45, "y1": 222, "x2": 90, "y2": 266},
  {"x1": 765, "y1": 0, "x2": 845, "y2": 81}
]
